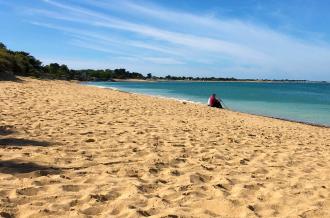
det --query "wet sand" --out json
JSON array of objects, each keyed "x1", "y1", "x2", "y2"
[{"x1": 0, "y1": 78, "x2": 329, "y2": 217}]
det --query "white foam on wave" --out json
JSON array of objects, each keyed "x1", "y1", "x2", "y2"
[
  {"x1": 82, "y1": 83, "x2": 206, "y2": 106},
  {"x1": 83, "y1": 84, "x2": 119, "y2": 91}
]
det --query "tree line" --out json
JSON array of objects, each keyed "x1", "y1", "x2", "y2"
[
  {"x1": 1, "y1": 42, "x2": 308, "y2": 82},
  {"x1": 0, "y1": 42, "x2": 145, "y2": 81}
]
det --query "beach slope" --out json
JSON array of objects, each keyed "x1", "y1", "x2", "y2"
[{"x1": 0, "y1": 78, "x2": 329, "y2": 217}]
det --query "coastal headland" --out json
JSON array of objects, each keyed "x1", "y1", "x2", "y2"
[{"x1": 0, "y1": 78, "x2": 329, "y2": 217}]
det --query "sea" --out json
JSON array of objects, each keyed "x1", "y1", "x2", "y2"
[{"x1": 84, "y1": 81, "x2": 330, "y2": 127}]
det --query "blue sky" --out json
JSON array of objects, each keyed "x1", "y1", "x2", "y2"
[{"x1": 1, "y1": 0, "x2": 330, "y2": 80}]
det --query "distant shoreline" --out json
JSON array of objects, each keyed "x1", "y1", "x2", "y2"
[
  {"x1": 84, "y1": 82, "x2": 330, "y2": 129},
  {"x1": 112, "y1": 78, "x2": 329, "y2": 83}
]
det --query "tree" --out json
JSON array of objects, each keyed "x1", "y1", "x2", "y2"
[
  {"x1": 113, "y1": 68, "x2": 129, "y2": 79},
  {"x1": 147, "y1": 73, "x2": 152, "y2": 79},
  {"x1": 0, "y1": 42, "x2": 148, "y2": 81},
  {"x1": 0, "y1": 45, "x2": 16, "y2": 80},
  {"x1": 0, "y1": 42, "x2": 6, "y2": 50},
  {"x1": 12, "y1": 51, "x2": 42, "y2": 77},
  {"x1": 130, "y1": 72, "x2": 144, "y2": 79},
  {"x1": 48, "y1": 63, "x2": 60, "y2": 76}
]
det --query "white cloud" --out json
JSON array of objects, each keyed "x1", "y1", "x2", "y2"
[
  {"x1": 21, "y1": 0, "x2": 330, "y2": 79},
  {"x1": 142, "y1": 57, "x2": 184, "y2": 65},
  {"x1": 36, "y1": 1, "x2": 269, "y2": 61}
]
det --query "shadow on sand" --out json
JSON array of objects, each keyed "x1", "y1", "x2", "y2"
[
  {"x1": 0, "y1": 138, "x2": 51, "y2": 147},
  {"x1": 0, "y1": 160, "x2": 61, "y2": 175},
  {"x1": 0, "y1": 126, "x2": 16, "y2": 136},
  {"x1": 0, "y1": 127, "x2": 59, "y2": 176},
  {"x1": 0, "y1": 125, "x2": 51, "y2": 147}
]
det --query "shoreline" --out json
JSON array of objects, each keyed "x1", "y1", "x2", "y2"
[{"x1": 83, "y1": 83, "x2": 330, "y2": 129}]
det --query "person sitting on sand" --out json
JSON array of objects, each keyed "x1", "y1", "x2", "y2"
[{"x1": 208, "y1": 93, "x2": 223, "y2": 108}]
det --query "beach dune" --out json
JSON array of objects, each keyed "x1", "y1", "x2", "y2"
[{"x1": 0, "y1": 78, "x2": 329, "y2": 217}]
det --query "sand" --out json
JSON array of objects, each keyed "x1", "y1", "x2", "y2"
[{"x1": 0, "y1": 78, "x2": 329, "y2": 218}]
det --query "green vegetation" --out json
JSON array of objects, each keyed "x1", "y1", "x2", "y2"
[
  {"x1": 0, "y1": 42, "x2": 145, "y2": 81},
  {"x1": 0, "y1": 42, "x2": 43, "y2": 80},
  {"x1": 0, "y1": 42, "x2": 309, "y2": 82}
]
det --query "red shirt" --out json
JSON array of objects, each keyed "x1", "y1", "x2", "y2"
[{"x1": 208, "y1": 95, "x2": 216, "y2": 107}]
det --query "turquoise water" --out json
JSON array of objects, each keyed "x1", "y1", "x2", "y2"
[{"x1": 85, "y1": 81, "x2": 330, "y2": 126}]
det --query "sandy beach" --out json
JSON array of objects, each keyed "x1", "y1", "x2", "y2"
[{"x1": 0, "y1": 78, "x2": 329, "y2": 218}]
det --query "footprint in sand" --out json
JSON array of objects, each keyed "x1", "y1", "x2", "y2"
[
  {"x1": 172, "y1": 144, "x2": 185, "y2": 147},
  {"x1": 34, "y1": 169, "x2": 60, "y2": 177},
  {"x1": 136, "y1": 209, "x2": 151, "y2": 217},
  {"x1": 178, "y1": 184, "x2": 193, "y2": 192},
  {"x1": 240, "y1": 158, "x2": 250, "y2": 165},
  {"x1": 90, "y1": 191, "x2": 120, "y2": 202},
  {"x1": 169, "y1": 158, "x2": 186, "y2": 167},
  {"x1": 190, "y1": 173, "x2": 212, "y2": 184},
  {"x1": 16, "y1": 187, "x2": 41, "y2": 196},
  {"x1": 150, "y1": 161, "x2": 169, "y2": 174},
  {"x1": 81, "y1": 206, "x2": 103, "y2": 216},
  {"x1": 149, "y1": 168, "x2": 159, "y2": 174},
  {"x1": 137, "y1": 184, "x2": 158, "y2": 193},
  {"x1": 0, "y1": 212, "x2": 13, "y2": 218},
  {"x1": 154, "y1": 162, "x2": 168, "y2": 169},
  {"x1": 171, "y1": 170, "x2": 181, "y2": 176},
  {"x1": 161, "y1": 215, "x2": 179, "y2": 218},
  {"x1": 156, "y1": 179, "x2": 168, "y2": 184},
  {"x1": 201, "y1": 163, "x2": 216, "y2": 171},
  {"x1": 79, "y1": 131, "x2": 93, "y2": 135},
  {"x1": 62, "y1": 185, "x2": 81, "y2": 192},
  {"x1": 214, "y1": 183, "x2": 230, "y2": 191},
  {"x1": 85, "y1": 138, "x2": 95, "y2": 143}
]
